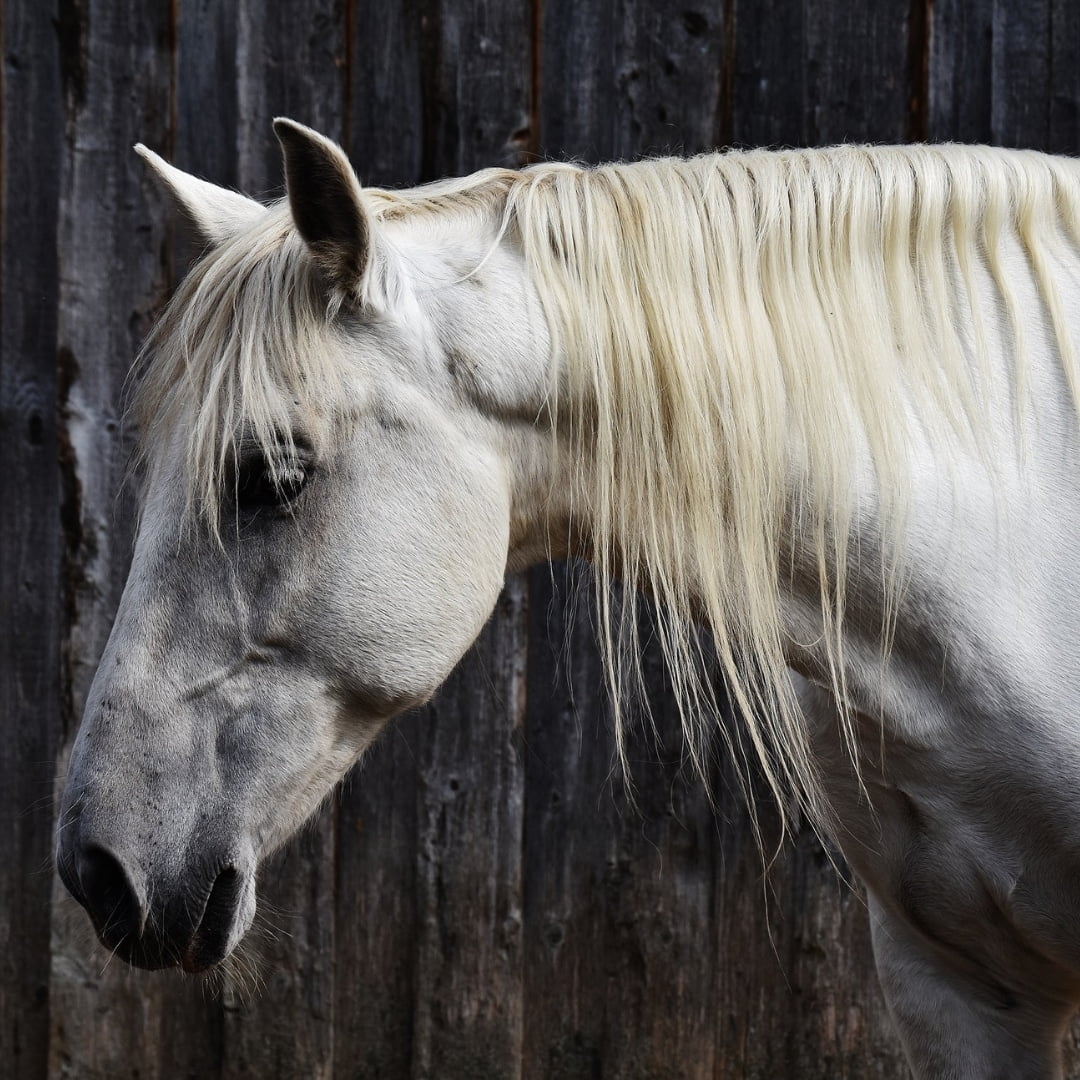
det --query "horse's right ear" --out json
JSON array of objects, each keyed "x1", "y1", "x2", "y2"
[
  {"x1": 134, "y1": 144, "x2": 267, "y2": 247},
  {"x1": 273, "y1": 118, "x2": 373, "y2": 298}
]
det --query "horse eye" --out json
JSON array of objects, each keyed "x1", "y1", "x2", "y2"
[{"x1": 235, "y1": 457, "x2": 307, "y2": 510}]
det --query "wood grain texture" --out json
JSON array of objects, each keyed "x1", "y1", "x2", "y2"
[
  {"x1": 414, "y1": 580, "x2": 528, "y2": 1079},
  {"x1": 927, "y1": 0, "x2": 994, "y2": 144},
  {"x1": 0, "y1": 1, "x2": 63, "y2": 1076},
  {"x1": 333, "y1": 716, "x2": 421, "y2": 1079},
  {"x1": 407, "y1": 5, "x2": 533, "y2": 1077},
  {"x1": 522, "y1": 568, "x2": 618, "y2": 1080},
  {"x1": 174, "y1": 0, "x2": 240, "y2": 189},
  {"x1": 220, "y1": 823, "x2": 338, "y2": 1079},
  {"x1": 731, "y1": 0, "x2": 806, "y2": 148},
  {"x1": 930, "y1": 0, "x2": 1065, "y2": 150},
  {"x1": 46, "y1": 0, "x2": 175, "y2": 1075},
  {"x1": 530, "y1": 6, "x2": 733, "y2": 1073},
  {"x1": 1050, "y1": 0, "x2": 1080, "y2": 156},
  {"x1": 802, "y1": 0, "x2": 912, "y2": 145},
  {"x1": 419, "y1": 0, "x2": 533, "y2": 178},
  {"x1": 524, "y1": 575, "x2": 727, "y2": 1079},
  {"x1": 734, "y1": 0, "x2": 912, "y2": 148},
  {"x1": 539, "y1": 0, "x2": 727, "y2": 162},
  {"x1": 3, "y1": 0, "x2": 1080, "y2": 1076},
  {"x1": 347, "y1": 0, "x2": 425, "y2": 186},
  {"x1": 333, "y1": 7, "x2": 427, "y2": 1075},
  {"x1": 235, "y1": 0, "x2": 347, "y2": 196},
  {"x1": 988, "y1": 0, "x2": 1051, "y2": 148}
]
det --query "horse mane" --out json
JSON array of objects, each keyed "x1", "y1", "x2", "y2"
[
  {"x1": 508, "y1": 145, "x2": 1080, "y2": 828},
  {"x1": 136, "y1": 143, "x2": 1080, "y2": 830}
]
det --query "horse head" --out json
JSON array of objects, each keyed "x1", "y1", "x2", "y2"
[{"x1": 56, "y1": 120, "x2": 556, "y2": 971}]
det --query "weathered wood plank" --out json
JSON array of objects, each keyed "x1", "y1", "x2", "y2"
[
  {"x1": 927, "y1": 0, "x2": 994, "y2": 144},
  {"x1": 930, "y1": 0, "x2": 1059, "y2": 150},
  {"x1": 170, "y1": 0, "x2": 238, "y2": 281},
  {"x1": 540, "y1": 0, "x2": 726, "y2": 162},
  {"x1": 1050, "y1": 0, "x2": 1080, "y2": 156},
  {"x1": 46, "y1": 0, "x2": 175, "y2": 1075},
  {"x1": 529, "y1": 5, "x2": 730, "y2": 1074},
  {"x1": 989, "y1": 0, "x2": 1051, "y2": 149},
  {"x1": 534, "y1": 0, "x2": 616, "y2": 163},
  {"x1": 0, "y1": 2, "x2": 63, "y2": 1077},
  {"x1": 607, "y1": 0, "x2": 728, "y2": 158},
  {"x1": 413, "y1": 580, "x2": 528, "y2": 1079},
  {"x1": 522, "y1": 568, "x2": 616, "y2": 1080},
  {"x1": 333, "y1": 717, "x2": 421, "y2": 1079},
  {"x1": 219, "y1": 824, "x2": 338, "y2": 1080},
  {"x1": 419, "y1": 0, "x2": 533, "y2": 178},
  {"x1": 735, "y1": 0, "x2": 913, "y2": 148},
  {"x1": 347, "y1": 0, "x2": 424, "y2": 186},
  {"x1": 174, "y1": 0, "x2": 240, "y2": 190},
  {"x1": 802, "y1": 0, "x2": 912, "y2": 145},
  {"x1": 597, "y1": 656, "x2": 723, "y2": 1079},
  {"x1": 403, "y1": 5, "x2": 533, "y2": 1077},
  {"x1": 1045, "y1": 0, "x2": 1080, "y2": 156},
  {"x1": 524, "y1": 574, "x2": 726, "y2": 1079},
  {"x1": 235, "y1": 0, "x2": 348, "y2": 196},
  {"x1": 731, "y1": 0, "x2": 806, "y2": 147},
  {"x1": 332, "y1": 7, "x2": 427, "y2": 1075}
]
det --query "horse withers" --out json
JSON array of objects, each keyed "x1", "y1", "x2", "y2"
[{"x1": 57, "y1": 120, "x2": 1080, "y2": 1078}]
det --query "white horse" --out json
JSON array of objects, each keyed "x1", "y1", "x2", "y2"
[{"x1": 56, "y1": 119, "x2": 1080, "y2": 1078}]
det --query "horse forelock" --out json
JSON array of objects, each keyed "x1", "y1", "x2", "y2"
[
  {"x1": 133, "y1": 172, "x2": 519, "y2": 535},
  {"x1": 134, "y1": 202, "x2": 352, "y2": 534}
]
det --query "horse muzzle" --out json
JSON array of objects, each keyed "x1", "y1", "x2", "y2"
[{"x1": 57, "y1": 824, "x2": 256, "y2": 972}]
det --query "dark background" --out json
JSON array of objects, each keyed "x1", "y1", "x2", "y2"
[{"x1": 3, "y1": 0, "x2": 1080, "y2": 1077}]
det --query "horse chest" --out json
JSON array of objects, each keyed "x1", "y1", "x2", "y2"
[{"x1": 802, "y1": 671, "x2": 1080, "y2": 1003}]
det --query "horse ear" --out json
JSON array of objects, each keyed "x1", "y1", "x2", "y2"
[
  {"x1": 273, "y1": 118, "x2": 373, "y2": 295},
  {"x1": 134, "y1": 144, "x2": 266, "y2": 246}
]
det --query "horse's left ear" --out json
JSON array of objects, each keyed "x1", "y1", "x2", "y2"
[
  {"x1": 273, "y1": 118, "x2": 373, "y2": 297},
  {"x1": 134, "y1": 144, "x2": 267, "y2": 246}
]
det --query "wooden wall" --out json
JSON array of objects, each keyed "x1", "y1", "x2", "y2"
[{"x1": 2, "y1": 0, "x2": 1080, "y2": 1076}]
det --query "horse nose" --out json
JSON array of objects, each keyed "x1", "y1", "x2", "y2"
[
  {"x1": 57, "y1": 824, "x2": 256, "y2": 971},
  {"x1": 72, "y1": 843, "x2": 146, "y2": 950}
]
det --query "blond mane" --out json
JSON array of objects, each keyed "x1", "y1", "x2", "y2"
[
  {"x1": 505, "y1": 145, "x2": 1080, "y2": 827},
  {"x1": 137, "y1": 144, "x2": 1080, "y2": 829}
]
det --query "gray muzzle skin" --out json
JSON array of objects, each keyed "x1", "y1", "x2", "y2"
[{"x1": 56, "y1": 799, "x2": 256, "y2": 972}]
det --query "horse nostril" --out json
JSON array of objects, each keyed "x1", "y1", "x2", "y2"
[
  {"x1": 184, "y1": 866, "x2": 244, "y2": 972},
  {"x1": 202, "y1": 867, "x2": 242, "y2": 935},
  {"x1": 77, "y1": 844, "x2": 144, "y2": 947}
]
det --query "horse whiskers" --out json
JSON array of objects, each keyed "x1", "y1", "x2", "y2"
[
  {"x1": 198, "y1": 937, "x2": 264, "y2": 1002},
  {"x1": 51, "y1": 793, "x2": 84, "y2": 832},
  {"x1": 97, "y1": 927, "x2": 128, "y2": 978}
]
